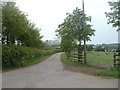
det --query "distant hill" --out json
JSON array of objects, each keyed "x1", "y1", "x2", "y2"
[
  {"x1": 102, "y1": 43, "x2": 120, "y2": 49},
  {"x1": 87, "y1": 43, "x2": 120, "y2": 50}
]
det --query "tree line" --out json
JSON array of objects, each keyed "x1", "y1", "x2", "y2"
[{"x1": 1, "y1": 2, "x2": 44, "y2": 48}]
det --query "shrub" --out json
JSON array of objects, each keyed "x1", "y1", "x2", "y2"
[{"x1": 2, "y1": 44, "x2": 56, "y2": 69}]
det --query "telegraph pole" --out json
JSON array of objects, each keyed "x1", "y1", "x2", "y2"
[{"x1": 82, "y1": 0, "x2": 87, "y2": 63}]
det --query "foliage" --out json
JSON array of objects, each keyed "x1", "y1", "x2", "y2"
[
  {"x1": 87, "y1": 45, "x2": 93, "y2": 51},
  {"x1": 56, "y1": 7, "x2": 95, "y2": 59},
  {"x1": 2, "y1": 44, "x2": 56, "y2": 69},
  {"x1": 61, "y1": 53, "x2": 119, "y2": 78},
  {"x1": 95, "y1": 45, "x2": 102, "y2": 51},
  {"x1": 105, "y1": 1, "x2": 120, "y2": 31},
  {"x1": 61, "y1": 53, "x2": 88, "y2": 67},
  {"x1": 2, "y1": 2, "x2": 43, "y2": 48}
]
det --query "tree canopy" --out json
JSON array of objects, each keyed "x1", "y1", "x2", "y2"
[
  {"x1": 2, "y1": 2, "x2": 44, "y2": 48},
  {"x1": 56, "y1": 7, "x2": 95, "y2": 58},
  {"x1": 105, "y1": 1, "x2": 120, "y2": 31}
]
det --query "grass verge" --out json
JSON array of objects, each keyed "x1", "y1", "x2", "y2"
[
  {"x1": 93, "y1": 67, "x2": 119, "y2": 78},
  {"x1": 61, "y1": 53, "x2": 89, "y2": 67},
  {"x1": 3, "y1": 54, "x2": 53, "y2": 72},
  {"x1": 61, "y1": 53, "x2": 119, "y2": 78}
]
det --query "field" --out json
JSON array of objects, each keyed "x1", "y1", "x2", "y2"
[
  {"x1": 87, "y1": 51, "x2": 114, "y2": 69},
  {"x1": 61, "y1": 52, "x2": 119, "y2": 78},
  {"x1": 71, "y1": 51, "x2": 115, "y2": 69}
]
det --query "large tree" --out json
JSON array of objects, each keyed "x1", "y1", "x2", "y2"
[
  {"x1": 105, "y1": 1, "x2": 120, "y2": 31},
  {"x1": 56, "y1": 15, "x2": 76, "y2": 59},
  {"x1": 2, "y1": 2, "x2": 29, "y2": 44},
  {"x1": 56, "y1": 7, "x2": 95, "y2": 62},
  {"x1": 2, "y1": 2, "x2": 44, "y2": 48}
]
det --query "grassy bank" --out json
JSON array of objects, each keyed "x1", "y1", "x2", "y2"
[
  {"x1": 3, "y1": 53, "x2": 54, "y2": 72},
  {"x1": 61, "y1": 53, "x2": 89, "y2": 67},
  {"x1": 93, "y1": 67, "x2": 119, "y2": 78},
  {"x1": 61, "y1": 53, "x2": 119, "y2": 78}
]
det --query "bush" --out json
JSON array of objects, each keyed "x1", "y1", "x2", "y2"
[{"x1": 2, "y1": 44, "x2": 56, "y2": 69}]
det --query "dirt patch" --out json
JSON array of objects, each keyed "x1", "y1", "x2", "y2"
[
  {"x1": 62, "y1": 63, "x2": 114, "y2": 79},
  {"x1": 63, "y1": 63, "x2": 105, "y2": 74}
]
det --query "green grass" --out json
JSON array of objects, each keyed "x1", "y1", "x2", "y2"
[
  {"x1": 61, "y1": 53, "x2": 89, "y2": 67},
  {"x1": 3, "y1": 54, "x2": 53, "y2": 72},
  {"x1": 61, "y1": 52, "x2": 119, "y2": 78},
  {"x1": 71, "y1": 51, "x2": 114, "y2": 68},
  {"x1": 87, "y1": 51, "x2": 114, "y2": 68},
  {"x1": 93, "y1": 67, "x2": 119, "y2": 78}
]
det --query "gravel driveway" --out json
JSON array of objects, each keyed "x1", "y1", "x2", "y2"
[{"x1": 2, "y1": 53, "x2": 118, "y2": 88}]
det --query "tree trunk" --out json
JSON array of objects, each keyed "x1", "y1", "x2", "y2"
[
  {"x1": 78, "y1": 42, "x2": 83, "y2": 62},
  {"x1": 67, "y1": 50, "x2": 71, "y2": 59},
  {"x1": 84, "y1": 38, "x2": 87, "y2": 64}
]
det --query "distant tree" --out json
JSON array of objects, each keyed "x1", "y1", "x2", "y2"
[
  {"x1": 96, "y1": 45, "x2": 102, "y2": 51},
  {"x1": 116, "y1": 46, "x2": 120, "y2": 52},
  {"x1": 105, "y1": 1, "x2": 120, "y2": 31},
  {"x1": 87, "y1": 45, "x2": 93, "y2": 51}
]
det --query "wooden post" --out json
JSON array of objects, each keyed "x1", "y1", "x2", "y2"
[
  {"x1": 114, "y1": 53, "x2": 116, "y2": 67},
  {"x1": 82, "y1": 0, "x2": 87, "y2": 64},
  {"x1": 114, "y1": 52, "x2": 120, "y2": 67}
]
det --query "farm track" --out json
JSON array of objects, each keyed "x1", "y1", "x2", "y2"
[{"x1": 2, "y1": 53, "x2": 118, "y2": 88}]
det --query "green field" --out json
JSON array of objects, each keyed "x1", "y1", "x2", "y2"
[
  {"x1": 87, "y1": 51, "x2": 114, "y2": 69},
  {"x1": 61, "y1": 52, "x2": 119, "y2": 78},
  {"x1": 71, "y1": 51, "x2": 115, "y2": 69}
]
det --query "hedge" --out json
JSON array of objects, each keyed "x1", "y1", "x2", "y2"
[{"x1": 2, "y1": 44, "x2": 57, "y2": 69}]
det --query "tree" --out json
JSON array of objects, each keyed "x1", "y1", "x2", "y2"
[
  {"x1": 24, "y1": 23, "x2": 43, "y2": 48},
  {"x1": 69, "y1": 8, "x2": 95, "y2": 62},
  {"x1": 56, "y1": 15, "x2": 76, "y2": 59},
  {"x1": 87, "y1": 45, "x2": 93, "y2": 51},
  {"x1": 60, "y1": 36, "x2": 76, "y2": 59},
  {"x1": 96, "y1": 45, "x2": 102, "y2": 51},
  {"x1": 56, "y1": 7, "x2": 95, "y2": 61},
  {"x1": 105, "y1": 1, "x2": 120, "y2": 31},
  {"x1": 2, "y1": 2, "x2": 29, "y2": 44},
  {"x1": 2, "y1": 2, "x2": 44, "y2": 48}
]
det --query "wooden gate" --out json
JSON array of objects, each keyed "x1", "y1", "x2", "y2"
[
  {"x1": 70, "y1": 53, "x2": 84, "y2": 63},
  {"x1": 114, "y1": 52, "x2": 120, "y2": 67}
]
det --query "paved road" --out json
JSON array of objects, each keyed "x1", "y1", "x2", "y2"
[{"x1": 2, "y1": 53, "x2": 118, "y2": 88}]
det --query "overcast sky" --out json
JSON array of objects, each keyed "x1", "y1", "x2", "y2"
[{"x1": 15, "y1": 0, "x2": 118, "y2": 44}]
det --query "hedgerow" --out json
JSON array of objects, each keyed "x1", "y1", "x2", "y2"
[{"x1": 2, "y1": 44, "x2": 56, "y2": 69}]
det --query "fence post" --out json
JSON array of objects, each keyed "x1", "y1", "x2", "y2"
[
  {"x1": 114, "y1": 53, "x2": 116, "y2": 67},
  {"x1": 114, "y1": 52, "x2": 120, "y2": 67}
]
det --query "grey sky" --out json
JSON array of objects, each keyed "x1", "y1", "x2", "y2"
[{"x1": 15, "y1": 0, "x2": 118, "y2": 44}]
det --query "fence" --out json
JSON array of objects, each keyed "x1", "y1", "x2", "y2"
[
  {"x1": 114, "y1": 52, "x2": 120, "y2": 67},
  {"x1": 70, "y1": 53, "x2": 84, "y2": 63}
]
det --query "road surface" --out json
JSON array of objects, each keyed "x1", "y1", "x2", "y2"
[{"x1": 2, "y1": 53, "x2": 118, "y2": 88}]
